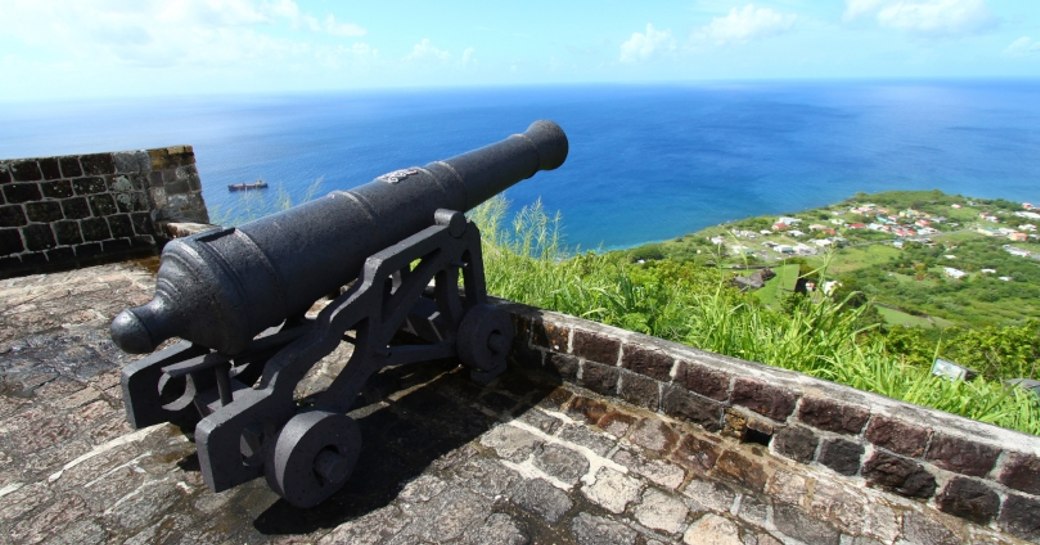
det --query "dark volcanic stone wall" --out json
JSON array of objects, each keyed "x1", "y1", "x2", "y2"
[
  {"x1": 503, "y1": 301, "x2": 1040, "y2": 543},
  {"x1": 0, "y1": 146, "x2": 208, "y2": 278}
]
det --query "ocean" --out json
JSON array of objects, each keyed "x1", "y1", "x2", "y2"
[{"x1": 1, "y1": 81, "x2": 1038, "y2": 249}]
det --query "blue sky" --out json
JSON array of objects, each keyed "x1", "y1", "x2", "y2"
[{"x1": 1, "y1": 0, "x2": 1038, "y2": 101}]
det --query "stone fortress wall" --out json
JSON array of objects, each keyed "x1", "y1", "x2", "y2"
[
  {"x1": 502, "y1": 301, "x2": 1040, "y2": 542},
  {"x1": 0, "y1": 147, "x2": 208, "y2": 279}
]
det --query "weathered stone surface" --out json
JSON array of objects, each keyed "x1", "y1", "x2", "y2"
[
  {"x1": 925, "y1": 433, "x2": 1000, "y2": 477},
  {"x1": 480, "y1": 424, "x2": 542, "y2": 462},
  {"x1": 532, "y1": 444, "x2": 589, "y2": 485},
  {"x1": 614, "y1": 448, "x2": 686, "y2": 490},
  {"x1": 582, "y1": 467, "x2": 643, "y2": 513},
  {"x1": 528, "y1": 317, "x2": 569, "y2": 352},
  {"x1": 10, "y1": 160, "x2": 43, "y2": 181},
  {"x1": 661, "y1": 385, "x2": 724, "y2": 432},
  {"x1": 621, "y1": 344, "x2": 674, "y2": 381},
  {"x1": 730, "y1": 378, "x2": 797, "y2": 421},
  {"x1": 80, "y1": 153, "x2": 116, "y2": 176},
  {"x1": 817, "y1": 438, "x2": 864, "y2": 476},
  {"x1": 998, "y1": 452, "x2": 1040, "y2": 495},
  {"x1": 682, "y1": 478, "x2": 738, "y2": 514},
  {"x1": 766, "y1": 469, "x2": 812, "y2": 506},
  {"x1": 579, "y1": 361, "x2": 620, "y2": 396},
  {"x1": 513, "y1": 478, "x2": 573, "y2": 523},
  {"x1": 771, "y1": 425, "x2": 817, "y2": 463},
  {"x1": 558, "y1": 424, "x2": 615, "y2": 456},
  {"x1": 451, "y1": 457, "x2": 521, "y2": 500},
  {"x1": 565, "y1": 395, "x2": 610, "y2": 425},
  {"x1": 713, "y1": 450, "x2": 769, "y2": 492},
  {"x1": 674, "y1": 360, "x2": 731, "y2": 401},
  {"x1": 634, "y1": 487, "x2": 689, "y2": 534},
  {"x1": 901, "y1": 509, "x2": 964, "y2": 545},
  {"x1": 795, "y1": 396, "x2": 869, "y2": 435},
  {"x1": 865, "y1": 416, "x2": 931, "y2": 458},
  {"x1": 999, "y1": 493, "x2": 1040, "y2": 542},
  {"x1": 459, "y1": 512, "x2": 529, "y2": 545},
  {"x1": 672, "y1": 432, "x2": 722, "y2": 475},
  {"x1": 863, "y1": 451, "x2": 937, "y2": 499},
  {"x1": 618, "y1": 370, "x2": 661, "y2": 410},
  {"x1": 628, "y1": 418, "x2": 680, "y2": 454},
  {"x1": 59, "y1": 157, "x2": 83, "y2": 177},
  {"x1": 683, "y1": 513, "x2": 743, "y2": 545},
  {"x1": 772, "y1": 503, "x2": 840, "y2": 545},
  {"x1": 545, "y1": 351, "x2": 579, "y2": 380},
  {"x1": 571, "y1": 327, "x2": 620, "y2": 365},
  {"x1": 935, "y1": 476, "x2": 999, "y2": 524},
  {"x1": 571, "y1": 512, "x2": 638, "y2": 545}
]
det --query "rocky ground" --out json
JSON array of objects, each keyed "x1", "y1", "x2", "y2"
[{"x1": 0, "y1": 261, "x2": 1028, "y2": 544}]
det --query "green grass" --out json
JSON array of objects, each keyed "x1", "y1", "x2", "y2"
[
  {"x1": 471, "y1": 196, "x2": 1040, "y2": 436},
  {"x1": 877, "y1": 306, "x2": 953, "y2": 328},
  {"x1": 754, "y1": 264, "x2": 800, "y2": 306},
  {"x1": 826, "y1": 245, "x2": 901, "y2": 274}
]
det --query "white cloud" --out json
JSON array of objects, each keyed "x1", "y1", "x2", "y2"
[
  {"x1": 843, "y1": 0, "x2": 997, "y2": 36},
  {"x1": 404, "y1": 38, "x2": 452, "y2": 63},
  {"x1": 619, "y1": 24, "x2": 676, "y2": 63},
  {"x1": 322, "y1": 15, "x2": 367, "y2": 38},
  {"x1": 0, "y1": 0, "x2": 375, "y2": 77},
  {"x1": 697, "y1": 4, "x2": 797, "y2": 46},
  {"x1": 1004, "y1": 36, "x2": 1040, "y2": 57}
]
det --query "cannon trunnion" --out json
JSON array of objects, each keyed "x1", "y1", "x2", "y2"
[{"x1": 113, "y1": 121, "x2": 568, "y2": 507}]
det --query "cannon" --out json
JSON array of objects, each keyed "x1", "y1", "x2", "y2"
[{"x1": 112, "y1": 120, "x2": 568, "y2": 507}]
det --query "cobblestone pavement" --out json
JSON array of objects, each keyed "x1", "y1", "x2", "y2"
[{"x1": 0, "y1": 262, "x2": 1025, "y2": 545}]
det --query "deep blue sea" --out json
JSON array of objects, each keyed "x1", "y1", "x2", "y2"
[{"x1": 2, "y1": 81, "x2": 1038, "y2": 249}]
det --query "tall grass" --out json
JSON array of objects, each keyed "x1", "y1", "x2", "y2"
[{"x1": 472, "y1": 196, "x2": 1040, "y2": 436}]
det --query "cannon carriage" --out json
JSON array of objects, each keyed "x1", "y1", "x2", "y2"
[{"x1": 111, "y1": 121, "x2": 568, "y2": 507}]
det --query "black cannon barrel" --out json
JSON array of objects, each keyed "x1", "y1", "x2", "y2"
[{"x1": 112, "y1": 120, "x2": 568, "y2": 355}]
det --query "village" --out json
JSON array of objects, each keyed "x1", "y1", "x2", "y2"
[{"x1": 706, "y1": 195, "x2": 1040, "y2": 276}]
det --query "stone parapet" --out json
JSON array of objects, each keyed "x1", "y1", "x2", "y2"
[
  {"x1": 504, "y1": 301, "x2": 1040, "y2": 543},
  {"x1": 0, "y1": 146, "x2": 209, "y2": 278}
]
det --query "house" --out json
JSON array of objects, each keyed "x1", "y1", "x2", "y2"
[
  {"x1": 943, "y1": 267, "x2": 967, "y2": 280},
  {"x1": 1015, "y1": 210, "x2": 1040, "y2": 220},
  {"x1": 710, "y1": 235, "x2": 725, "y2": 245},
  {"x1": 731, "y1": 268, "x2": 776, "y2": 292},
  {"x1": 848, "y1": 223, "x2": 866, "y2": 230},
  {"x1": 1004, "y1": 246, "x2": 1030, "y2": 258},
  {"x1": 788, "y1": 230, "x2": 805, "y2": 238},
  {"x1": 981, "y1": 268, "x2": 997, "y2": 274},
  {"x1": 1009, "y1": 232, "x2": 1028, "y2": 242},
  {"x1": 812, "y1": 239, "x2": 834, "y2": 248}
]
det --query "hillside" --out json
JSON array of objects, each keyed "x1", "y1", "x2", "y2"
[{"x1": 626, "y1": 190, "x2": 1040, "y2": 328}]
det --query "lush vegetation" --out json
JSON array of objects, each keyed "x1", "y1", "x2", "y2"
[{"x1": 471, "y1": 196, "x2": 1040, "y2": 436}]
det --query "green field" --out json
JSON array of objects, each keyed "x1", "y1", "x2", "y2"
[
  {"x1": 754, "y1": 264, "x2": 800, "y2": 306},
  {"x1": 876, "y1": 305, "x2": 953, "y2": 328}
]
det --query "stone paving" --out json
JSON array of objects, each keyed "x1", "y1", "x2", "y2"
[{"x1": 0, "y1": 262, "x2": 1031, "y2": 544}]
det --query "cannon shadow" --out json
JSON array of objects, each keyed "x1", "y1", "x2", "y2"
[{"x1": 246, "y1": 359, "x2": 560, "y2": 534}]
